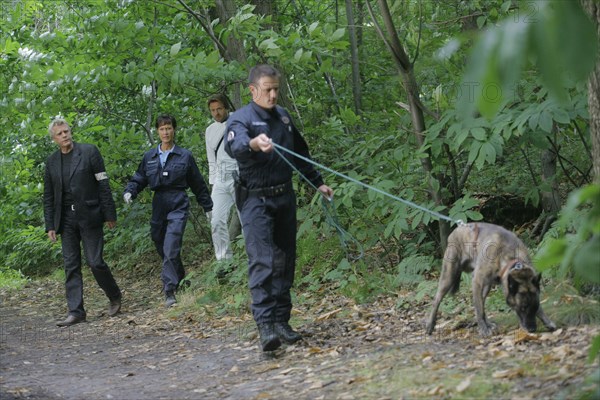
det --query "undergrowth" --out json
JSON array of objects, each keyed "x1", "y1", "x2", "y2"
[{"x1": 0, "y1": 267, "x2": 29, "y2": 290}]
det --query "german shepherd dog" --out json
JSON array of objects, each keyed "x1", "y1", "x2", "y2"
[{"x1": 426, "y1": 222, "x2": 556, "y2": 336}]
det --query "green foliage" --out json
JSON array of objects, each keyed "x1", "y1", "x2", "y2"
[
  {"x1": 1, "y1": 225, "x2": 61, "y2": 276},
  {"x1": 0, "y1": 267, "x2": 29, "y2": 289},
  {"x1": 589, "y1": 336, "x2": 600, "y2": 364},
  {"x1": 394, "y1": 255, "x2": 435, "y2": 284},
  {"x1": 458, "y1": 1, "x2": 598, "y2": 119},
  {"x1": 536, "y1": 184, "x2": 600, "y2": 286},
  {"x1": 535, "y1": 183, "x2": 600, "y2": 369},
  {"x1": 106, "y1": 202, "x2": 155, "y2": 269}
]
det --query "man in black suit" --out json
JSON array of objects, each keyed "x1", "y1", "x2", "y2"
[{"x1": 44, "y1": 118, "x2": 122, "y2": 327}]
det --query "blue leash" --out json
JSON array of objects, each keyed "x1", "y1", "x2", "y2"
[
  {"x1": 271, "y1": 143, "x2": 364, "y2": 260},
  {"x1": 270, "y1": 140, "x2": 465, "y2": 260}
]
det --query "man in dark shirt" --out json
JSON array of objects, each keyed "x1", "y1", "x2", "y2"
[
  {"x1": 225, "y1": 64, "x2": 333, "y2": 351},
  {"x1": 124, "y1": 114, "x2": 213, "y2": 307},
  {"x1": 44, "y1": 118, "x2": 122, "y2": 327}
]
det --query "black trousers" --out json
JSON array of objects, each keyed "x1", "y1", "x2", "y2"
[
  {"x1": 241, "y1": 191, "x2": 296, "y2": 324},
  {"x1": 61, "y1": 208, "x2": 121, "y2": 318}
]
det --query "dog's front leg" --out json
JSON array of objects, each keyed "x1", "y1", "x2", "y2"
[
  {"x1": 473, "y1": 280, "x2": 494, "y2": 336},
  {"x1": 537, "y1": 306, "x2": 557, "y2": 331}
]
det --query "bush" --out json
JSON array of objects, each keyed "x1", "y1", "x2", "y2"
[{"x1": 1, "y1": 225, "x2": 62, "y2": 276}]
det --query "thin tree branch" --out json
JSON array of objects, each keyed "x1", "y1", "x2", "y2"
[
  {"x1": 396, "y1": 100, "x2": 439, "y2": 120},
  {"x1": 286, "y1": 79, "x2": 304, "y2": 131},
  {"x1": 520, "y1": 146, "x2": 539, "y2": 187},
  {"x1": 411, "y1": 0, "x2": 422, "y2": 65},
  {"x1": 177, "y1": 0, "x2": 227, "y2": 57},
  {"x1": 369, "y1": 1, "x2": 438, "y2": 121},
  {"x1": 573, "y1": 120, "x2": 592, "y2": 161},
  {"x1": 546, "y1": 136, "x2": 587, "y2": 187},
  {"x1": 457, "y1": 160, "x2": 474, "y2": 194},
  {"x1": 98, "y1": 95, "x2": 153, "y2": 143},
  {"x1": 365, "y1": 0, "x2": 409, "y2": 72},
  {"x1": 443, "y1": 142, "x2": 459, "y2": 199}
]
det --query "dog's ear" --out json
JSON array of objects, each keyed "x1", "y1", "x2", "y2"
[{"x1": 508, "y1": 274, "x2": 519, "y2": 295}]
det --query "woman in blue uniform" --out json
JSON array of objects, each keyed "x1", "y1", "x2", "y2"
[{"x1": 124, "y1": 115, "x2": 213, "y2": 307}]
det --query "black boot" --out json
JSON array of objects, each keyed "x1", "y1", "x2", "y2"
[
  {"x1": 274, "y1": 322, "x2": 302, "y2": 344},
  {"x1": 165, "y1": 290, "x2": 177, "y2": 307},
  {"x1": 257, "y1": 323, "x2": 281, "y2": 352}
]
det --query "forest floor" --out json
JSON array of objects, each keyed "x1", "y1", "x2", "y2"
[{"x1": 0, "y1": 269, "x2": 599, "y2": 400}]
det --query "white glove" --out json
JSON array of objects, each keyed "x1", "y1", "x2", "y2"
[
  {"x1": 206, "y1": 211, "x2": 212, "y2": 220},
  {"x1": 123, "y1": 192, "x2": 132, "y2": 204}
]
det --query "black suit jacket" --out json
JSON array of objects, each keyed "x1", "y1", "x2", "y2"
[{"x1": 44, "y1": 142, "x2": 117, "y2": 234}]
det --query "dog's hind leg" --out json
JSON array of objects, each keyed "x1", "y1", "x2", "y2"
[{"x1": 426, "y1": 260, "x2": 460, "y2": 335}]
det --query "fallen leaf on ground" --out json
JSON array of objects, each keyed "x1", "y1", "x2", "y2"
[
  {"x1": 456, "y1": 376, "x2": 472, "y2": 393},
  {"x1": 492, "y1": 368, "x2": 525, "y2": 379},
  {"x1": 514, "y1": 329, "x2": 539, "y2": 344},
  {"x1": 316, "y1": 308, "x2": 342, "y2": 321}
]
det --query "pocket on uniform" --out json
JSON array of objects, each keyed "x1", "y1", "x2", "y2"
[
  {"x1": 84, "y1": 199, "x2": 99, "y2": 206},
  {"x1": 169, "y1": 162, "x2": 187, "y2": 180},
  {"x1": 145, "y1": 167, "x2": 157, "y2": 176},
  {"x1": 145, "y1": 160, "x2": 159, "y2": 178}
]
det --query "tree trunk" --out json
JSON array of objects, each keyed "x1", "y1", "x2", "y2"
[
  {"x1": 533, "y1": 144, "x2": 561, "y2": 238},
  {"x1": 215, "y1": 0, "x2": 248, "y2": 109},
  {"x1": 251, "y1": 0, "x2": 275, "y2": 21},
  {"x1": 345, "y1": 0, "x2": 362, "y2": 114},
  {"x1": 540, "y1": 135, "x2": 561, "y2": 214},
  {"x1": 581, "y1": 0, "x2": 600, "y2": 183},
  {"x1": 356, "y1": 0, "x2": 364, "y2": 48},
  {"x1": 367, "y1": 0, "x2": 451, "y2": 251}
]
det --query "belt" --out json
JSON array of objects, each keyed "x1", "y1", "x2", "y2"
[{"x1": 248, "y1": 181, "x2": 293, "y2": 197}]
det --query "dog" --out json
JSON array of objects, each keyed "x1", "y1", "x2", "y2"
[{"x1": 426, "y1": 222, "x2": 556, "y2": 336}]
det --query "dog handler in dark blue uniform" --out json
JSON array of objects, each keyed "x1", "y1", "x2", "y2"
[
  {"x1": 225, "y1": 64, "x2": 333, "y2": 351},
  {"x1": 124, "y1": 114, "x2": 212, "y2": 307}
]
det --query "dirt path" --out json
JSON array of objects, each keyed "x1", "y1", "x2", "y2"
[{"x1": 1, "y1": 274, "x2": 598, "y2": 399}]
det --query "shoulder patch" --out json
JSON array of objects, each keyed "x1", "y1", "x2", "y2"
[
  {"x1": 95, "y1": 172, "x2": 108, "y2": 181},
  {"x1": 227, "y1": 131, "x2": 235, "y2": 141}
]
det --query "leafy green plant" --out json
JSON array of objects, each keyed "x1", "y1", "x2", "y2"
[
  {"x1": 536, "y1": 184, "x2": 600, "y2": 286},
  {"x1": 0, "y1": 267, "x2": 28, "y2": 289},
  {"x1": 536, "y1": 184, "x2": 600, "y2": 365},
  {"x1": 394, "y1": 254, "x2": 435, "y2": 285},
  {"x1": 1, "y1": 225, "x2": 61, "y2": 276}
]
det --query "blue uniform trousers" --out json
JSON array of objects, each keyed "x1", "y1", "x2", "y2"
[
  {"x1": 150, "y1": 191, "x2": 189, "y2": 292},
  {"x1": 241, "y1": 191, "x2": 296, "y2": 324},
  {"x1": 61, "y1": 207, "x2": 121, "y2": 318}
]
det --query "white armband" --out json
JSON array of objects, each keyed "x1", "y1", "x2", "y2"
[{"x1": 95, "y1": 172, "x2": 108, "y2": 181}]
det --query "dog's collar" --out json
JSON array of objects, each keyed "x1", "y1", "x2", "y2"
[{"x1": 500, "y1": 259, "x2": 524, "y2": 279}]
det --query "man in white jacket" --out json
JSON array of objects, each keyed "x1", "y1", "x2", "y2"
[{"x1": 205, "y1": 94, "x2": 240, "y2": 267}]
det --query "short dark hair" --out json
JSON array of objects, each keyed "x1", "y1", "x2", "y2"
[
  {"x1": 248, "y1": 64, "x2": 280, "y2": 85},
  {"x1": 156, "y1": 114, "x2": 176, "y2": 129},
  {"x1": 207, "y1": 94, "x2": 229, "y2": 109}
]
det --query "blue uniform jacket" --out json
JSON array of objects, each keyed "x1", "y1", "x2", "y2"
[
  {"x1": 224, "y1": 102, "x2": 324, "y2": 190},
  {"x1": 125, "y1": 145, "x2": 213, "y2": 213}
]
